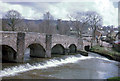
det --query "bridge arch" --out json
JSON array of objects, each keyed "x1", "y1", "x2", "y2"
[
  {"x1": 1, "y1": 45, "x2": 17, "y2": 62},
  {"x1": 25, "y1": 39, "x2": 45, "y2": 52},
  {"x1": 69, "y1": 44, "x2": 77, "y2": 53},
  {"x1": 26, "y1": 43, "x2": 46, "y2": 58},
  {"x1": 51, "y1": 44, "x2": 65, "y2": 55}
]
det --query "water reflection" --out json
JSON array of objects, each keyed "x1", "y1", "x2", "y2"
[{"x1": 24, "y1": 48, "x2": 30, "y2": 61}]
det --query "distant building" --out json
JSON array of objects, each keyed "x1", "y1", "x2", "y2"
[
  {"x1": 111, "y1": 30, "x2": 118, "y2": 38},
  {"x1": 116, "y1": 32, "x2": 120, "y2": 41},
  {"x1": 95, "y1": 30, "x2": 102, "y2": 38}
]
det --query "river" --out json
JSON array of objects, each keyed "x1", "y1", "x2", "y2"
[{"x1": 0, "y1": 52, "x2": 120, "y2": 79}]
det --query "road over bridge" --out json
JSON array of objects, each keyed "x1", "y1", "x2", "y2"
[{"x1": 0, "y1": 31, "x2": 83, "y2": 62}]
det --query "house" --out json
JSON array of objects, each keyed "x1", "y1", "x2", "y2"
[
  {"x1": 94, "y1": 30, "x2": 102, "y2": 43},
  {"x1": 95, "y1": 30, "x2": 102, "y2": 38},
  {"x1": 116, "y1": 31, "x2": 120, "y2": 41},
  {"x1": 112, "y1": 31, "x2": 120, "y2": 52}
]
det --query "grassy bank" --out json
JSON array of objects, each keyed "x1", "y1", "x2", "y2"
[
  {"x1": 107, "y1": 77, "x2": 120, "y2": 81},
  {"x1": 90, "y1": 45, "x2": 120, "y2": 61}
]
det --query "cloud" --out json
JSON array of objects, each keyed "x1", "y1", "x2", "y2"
[
  {"x1": 0, "y1": 0, "x2": 118, "y2": 27},
  {"x1": 94, "y1": 0, "x2": 118, "y2": 26},
  {"x1": 0, "y1": 2, "x2": 41, "y2": 19},
  {"x1": 0, "y1": 2, "x2": 57, "y2": 19},
  {"x1": 48, "y1": 0, "x2": 118, "y2": 27}
]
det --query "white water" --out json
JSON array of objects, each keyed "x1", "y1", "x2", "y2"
[{"x1": 0, "y1": 54, "x2": 117, "y2": 78}]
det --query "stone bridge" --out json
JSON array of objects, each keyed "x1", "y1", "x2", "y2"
[{"x1": 0, "y1": 31, "x2": 83, "y2": 62}]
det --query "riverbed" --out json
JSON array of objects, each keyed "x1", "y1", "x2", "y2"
[{"x1": 1, "y1": 52, "x2": 120, "y2": 79}]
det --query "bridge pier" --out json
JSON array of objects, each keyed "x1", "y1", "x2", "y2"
[
  {"x1": 45, "y1": 34, "x2": 52, "y2": 58},
  {"x1": 16, "y1": 32, "x2": 25, "y2": 62},
  {"x1": 64, "y1": 48, "x2": 69, "y2": 55},
  {"x1": 77, "y1": 37, "x2": 83, "y2": 50}
]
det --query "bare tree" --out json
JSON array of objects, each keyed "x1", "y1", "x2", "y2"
[
  {"x1": 26, "y1": 21, "x2": 39, "y2": 32},
  {"x1": 2, "y1": 19, "x2": 11, "y2": 31},
  {"x1": 68, "y1": 12, "x2": 90, "y2": 50},
  {"x1": 4, "y1": 10, "x2": 23, "y2": 31},
  {"x1": 43, "y1": 12, "x2": 54, "y2": 34},
  {"x1": 68, "y1": 12, "x2": 90, "y2": 38},
  {"x1": 87, "y1": 11, "x2": 103, "y2": 47},
  {"x1": 56, "y1": 19, "x2": 69, "y2": 35},
  {"x1": 61, "y1": 21, "x2": 71, "y2": 35},
  {"x1": 16, "y1": 20, "x2": 29, "y2": 32},
  {"x1": 39, "y1": 22, "x2": 45, "y2": 33}
]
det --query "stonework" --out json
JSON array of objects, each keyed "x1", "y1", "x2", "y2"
[{"x1": 0, "y1": 31, "x2": 83, "y2": 62}]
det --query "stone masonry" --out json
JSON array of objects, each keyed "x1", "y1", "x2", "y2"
[{"x1": 0, "y1": 31, "x2": 83, "y2": 62}]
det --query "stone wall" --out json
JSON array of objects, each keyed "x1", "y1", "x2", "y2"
[
  {"x1": 0, "y1": 31, "x2": 17, "y2": 51},
  {"x1": 52, "y1": 34, "x2": 78, "y2": 49},
  {"x1": 0, "y1": 31, "x2": 84, "y2": 62},
  {"x1": 25, "y1": 32, "x2": 46, "y2": 50}
]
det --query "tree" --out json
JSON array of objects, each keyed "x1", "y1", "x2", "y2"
[
  {"x1": 4, "y1": 10, "x2": 22, "y2": 31},
  {"x1": 43, "y1": 12, "x2": 54, "y2": 34},
  {"x1": 26, "y1": 21, "x2": 39, "y2": 32},
  {"x1": 16, "y1": 20, "x2": 29, "y2": 32},
  {"x1": 68, "y1": 12, "x2": 90, "y2": 38},
  {"x1": 87, "y1": 11, "x2": 103, "y2": 47},
  {"x1": 68, "y1": 12, "x2": 91, "y2": 50},
  {"x1": 115, "y1": 26, "x2": 120, "y2": 41},
  {"x1": 56, "y1": 19, "x2": 70, "y2": 35},
  {"x1": 2, "y1": 19, "x2": 11, "y2": 31}
]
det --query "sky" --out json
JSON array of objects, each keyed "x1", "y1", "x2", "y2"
[{"x1": 0, "y1": 0, "x2": 119, "y2": 27}]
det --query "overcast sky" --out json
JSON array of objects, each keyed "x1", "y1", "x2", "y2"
[{"x1": 0, "y1": 0, "x2": 119, "y2": 27}]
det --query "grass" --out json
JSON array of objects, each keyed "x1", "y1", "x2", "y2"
[
  {"x1": 90, "y1": 45, "x2": 120, "y2": 61},
  {"x1": 91, "y1": 45, "x2": 120, "y2": 56},
  {"x1": 107, "y1": 77, "x2": 120, "y2": 81}
]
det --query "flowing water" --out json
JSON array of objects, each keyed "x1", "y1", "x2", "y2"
[{"x1": 1, "y1": 52, "x2": 120, "y2": 79}]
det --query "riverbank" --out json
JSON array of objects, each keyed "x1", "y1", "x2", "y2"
[
  {"x1": 90, "y1": 45, "x2": 120, "y2": 62},
  {"x1": 77, "y1": 50, "x2": 88, "y2": 56},
  {"x1": 107, "y1": 77, "x2": 120, "y2": 81}
]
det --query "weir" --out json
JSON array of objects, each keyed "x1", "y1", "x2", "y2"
[
  {"x1": 0, "y1": 54, "x2": 93, "y2": 78},
  {"x1": 0, "y1": 53, "x2": 116, "y2": 78},
  {"x1": 0, "y1": 31, "x2": 84, "y2": 63}
]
